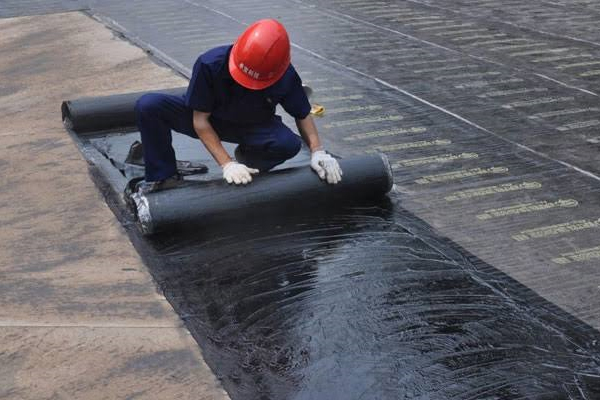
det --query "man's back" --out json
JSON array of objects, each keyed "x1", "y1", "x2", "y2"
[{"x1": 185, "y1": 45, "x2": 310, "y2": 125}]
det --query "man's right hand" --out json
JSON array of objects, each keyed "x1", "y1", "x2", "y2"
[
  {"x1": 311, "y1": 150, "x2": 342, "y2": 184},
  {"x1": 222, "y1": 161, "x2": 259, "y2": 185}
]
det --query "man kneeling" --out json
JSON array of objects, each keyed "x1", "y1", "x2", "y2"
[{"x1": 134, "y1": 18, "x2": 342, "y2": 193}]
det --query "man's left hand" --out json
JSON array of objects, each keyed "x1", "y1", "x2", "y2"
[{"x1": 311, "y1": 150, "x2": 343, "y2": 184}]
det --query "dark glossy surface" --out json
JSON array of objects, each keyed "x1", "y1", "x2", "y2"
[
  {"x1": 84, "y1": 126, "x2": 600, "y2": 399},
  {"x1": 139, "y1": 203, "x2": 600, "y2": 399}
]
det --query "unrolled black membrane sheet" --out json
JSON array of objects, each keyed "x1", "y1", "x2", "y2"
[
  {"x1": 143, "y1": 205, "x2": 600, "y2": 400},
  {"x1": 64, "y1": 89, "x2": 600, "y2": 399}
]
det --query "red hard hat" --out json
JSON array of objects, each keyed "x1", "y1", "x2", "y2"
[{"x1": 229, "y1": 19, "x2": 291, "y2": 90}]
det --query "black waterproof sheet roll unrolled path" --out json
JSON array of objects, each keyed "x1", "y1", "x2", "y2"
[
  {"x1": 132, "y1": 154, "x2": 393, "y2": 234},
  {"x1": 61, "y1": 87, "x2": 187, "y2": 133}
]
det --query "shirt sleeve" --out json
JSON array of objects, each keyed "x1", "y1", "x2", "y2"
[
  {"x1": 185, "y1": 56, "x2": 215, "y2": 112},
  {"x1": 280, "y1": 68, "x2": 311, "y2": 119}
]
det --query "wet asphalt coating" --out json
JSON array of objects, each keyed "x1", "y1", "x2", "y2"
[
  {"x1": 88, "y1": 129, "x2": 600, "y2": 398},
  {"x1": 136, "y1": 204, "x2": 600, "y2": 399},
  {"x1": 34, "y1": 0, "x2": 600, "y2": 397}
]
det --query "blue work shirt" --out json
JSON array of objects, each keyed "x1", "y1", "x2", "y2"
[{"x1": 185, "y1": 45, "x2": 311, "y2": 125}]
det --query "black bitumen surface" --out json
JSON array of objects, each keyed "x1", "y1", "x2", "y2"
[
  {"x1": 143, "y1": 206, "x2": 600, "y2": 400},
  {"x1": 10, "y1": 0, "x2": 600, "y2": 398}
]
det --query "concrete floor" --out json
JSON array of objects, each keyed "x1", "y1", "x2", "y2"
[{"x1": 0, "y1": 12, "x2": 228, "y2": 399}]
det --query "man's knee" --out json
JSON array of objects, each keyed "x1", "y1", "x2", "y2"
[
  {"x1": 135, "y1": 93, "x2": 167, "y2": 118},
  {"x1": 272, "y1": 131, "x2": 302, "y2": 159}
]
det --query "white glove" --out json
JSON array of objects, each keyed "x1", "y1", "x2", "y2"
[
  {"x1": 222, "y1": 161, "x2": 259, "y2": 185},
  {"x1": 311, "y1": 150, "x2": 343, "y2": 184}
]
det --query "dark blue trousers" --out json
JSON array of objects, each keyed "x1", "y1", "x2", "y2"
[{"x1": 135, "y1": 93, "x2": 302, "y2": 181}]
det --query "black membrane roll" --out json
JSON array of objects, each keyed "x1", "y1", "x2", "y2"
[
  {"x1": 132, "y1": 154, "x2": 393, "y2": 234},
  {"x1": 61, "y1": 87, "x2": 187, "y2": 134}
]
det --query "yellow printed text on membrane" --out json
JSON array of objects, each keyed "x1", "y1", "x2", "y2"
[
  {"x1": 345, "y1": 127, "x2": 426, "y2": 141},
  {"x1": 553, "y1": 245, "x2": 600, "y2": 265},
  {"x1": 394, "y1": 153, "x2": 478, "y2": 168},
  {"x1": 445, "y1": 181, "x2": 541, "y2": 202},
  {"x1": 416, "y1": 166, "x2": 508, "y2": 184},
  {"x1": 513, "y1": 218, "x2": 600, "y2": 242},
  {"x1": 477, "y1": 199, "x2": 578, "y2": 221}
]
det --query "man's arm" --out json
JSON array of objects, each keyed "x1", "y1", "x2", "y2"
[
  {"x1": 284, "y1": 68, "x2": 341, "y2": 184},
  {"x1": 295, "y1": 114, "x2": 322, "y2": 152},
  {"x1": 192, "y1": 110, "x2": 232, "y2": 166},
  {"x1": 193, "y1": 111, "x2": 258, "y2": 185}
]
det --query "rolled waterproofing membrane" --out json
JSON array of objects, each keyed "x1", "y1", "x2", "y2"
[
  {"x1": 61, "y1": 87, "x2": 187, "y2": 133},
  {"x1": 62, "y1": 89, "x2": 393, "y2": 234},
  {"x1": 132, "y1": 154, "x2": 393, "y2": 234}
]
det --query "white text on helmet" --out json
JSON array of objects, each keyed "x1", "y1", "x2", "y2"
[{"x1": 239, "y1": 62, "x2": 260, "y2": 79}]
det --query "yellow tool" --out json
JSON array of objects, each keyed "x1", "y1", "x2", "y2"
[
  {"x1": 310, "y1": 103, "x2": 325, "y2": 116},
  {"x1": 304, "y1": 84, "x2": 325, "y2": 116}
]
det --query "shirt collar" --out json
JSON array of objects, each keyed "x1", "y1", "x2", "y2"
[{"x1": 219, "y1": 45, "x2": 235, "y2": 81}]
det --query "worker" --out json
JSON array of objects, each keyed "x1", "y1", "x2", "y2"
[{"x1": 134, "y1": 18, "x2": 342, "y2": 193}]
